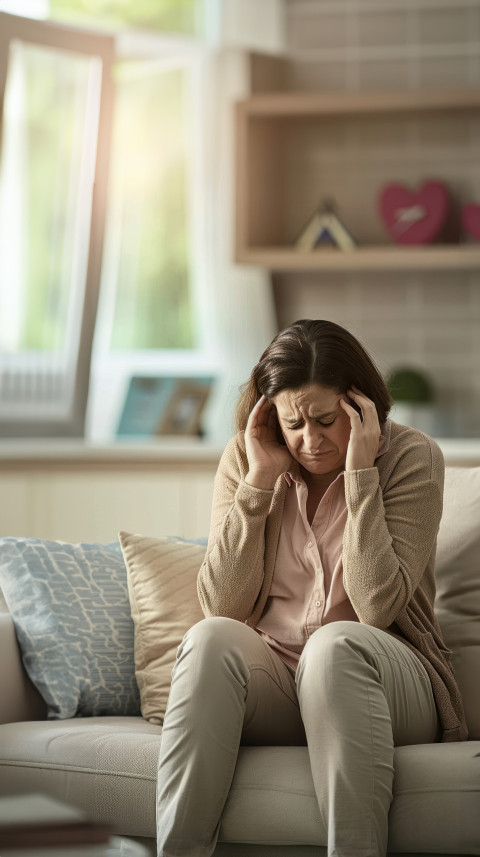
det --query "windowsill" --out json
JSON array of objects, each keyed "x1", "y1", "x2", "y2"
[
  {"x1": 0, "y1": 436, "x2": 225, "y2": 468},
  {"x1": 0, "y1": 437, "x2": 478, "y2": 467}
]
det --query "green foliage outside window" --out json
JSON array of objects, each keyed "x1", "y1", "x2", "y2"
[
  {"x1": 105, "y1": 64, "x2": 194, "y2": 350},
  {"x1": 49, "y1": 0, "x2": 203, "y2": 34},
  {"x1": 46, "y1": 1, "x2": 200, "y2": 350},
  {"x1": 0, "y1": 42, "x2": 96, "y2": 352},
  {"x1": 0, "y1": 7, "x2": 197, "y2": 356},
  {"x1": 24, "y1": 47, "x2": 76, "y2": 351}
]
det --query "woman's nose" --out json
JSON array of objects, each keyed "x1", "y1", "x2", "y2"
[{"x1": 303, "y1": 422, "x2": 324, "y2": 450}]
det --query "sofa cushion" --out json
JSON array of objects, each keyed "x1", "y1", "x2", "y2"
[
  {"x1": 435, "y1": 466, "x2": 480, "y2": 739},
  {"x1": 119, "y1": 532, "x2": 205, "y2": 724},
  {"x1": 1, "y1": 720, "x2": 478, "y2": 853},
  {"x1": 0, "y1": 717, "x2": 160, "y2": 837},
  {"x1": 387, "y1": 742, "x2": 480, "y2": 855},
  {"x1": 222, "y1": 742, "x2": 480, "y2": 853},
  {"x1": 0, "y1": 538, "x2": 140, "y2": 720}
]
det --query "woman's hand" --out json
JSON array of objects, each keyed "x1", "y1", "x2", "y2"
[
  {"x1": 339, "y1": 387, "x2": 383, "y2": 472},
  {"x1": 244, "y1": 396, "x2": 293, "y2": 489}
]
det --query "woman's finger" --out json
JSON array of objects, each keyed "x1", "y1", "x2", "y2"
[
  {"x1": 348, "y1": 387, "x2": 376, "y2": 411},
  {"x1": 340, "y1": 398, "x2": 362, "y2": 421},
  {"x1": 265, "y1": 401, "x2": 278, "y2": 428},
  {"x1": 348, "y1": 389, "x2": 379, "y2": 426},
  {"x1": 256, "y1": 397, "x2": 275, "y2": 429},
  {"x1": 247, "y1": 395, "x2": 266, "y2": 427}
]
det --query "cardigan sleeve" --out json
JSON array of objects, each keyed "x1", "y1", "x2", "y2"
[
  {"x1": 197, "y1": 434, "x2": 274, "y2": 621},
  {"x1": 342, "y1": 433, "x2": 444, "y2": 630}
]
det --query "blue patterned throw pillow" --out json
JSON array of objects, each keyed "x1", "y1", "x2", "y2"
[{"x1": 0, "y1": 538, "x2": 140, "y2": 719}]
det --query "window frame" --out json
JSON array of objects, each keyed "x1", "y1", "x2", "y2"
[
  {"x1": 0, "y1": 11, "x2": 115, "y2": 437},
  {"x1": 85, "y1": 46, "x2": 220, "y2": 443},
  {"x1": 0, "y1": 11, "x2": 217, "y2": 441}
]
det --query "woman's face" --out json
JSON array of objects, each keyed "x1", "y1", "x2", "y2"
[{"x1": 272, "y1": 383, "x2": 352, "y2": 479}]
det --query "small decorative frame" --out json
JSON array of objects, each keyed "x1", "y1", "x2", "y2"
[{"x1": 117, "y1": 376, "x2": 214, "y2": 438}]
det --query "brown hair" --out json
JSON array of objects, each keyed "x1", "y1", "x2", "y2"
[{"x1": 235, "y1": 319, "x2": 392, "y2": 432}]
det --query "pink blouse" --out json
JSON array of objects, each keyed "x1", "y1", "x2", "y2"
[{"x1": 256, "y1": 421, "x2": 391, "y2": 668}]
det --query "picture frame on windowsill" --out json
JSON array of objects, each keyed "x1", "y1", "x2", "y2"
[{"x1": 116, "y1": 376, "x2": 214, "y2": 439}]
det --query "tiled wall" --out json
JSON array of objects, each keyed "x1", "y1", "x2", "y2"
[
  {"x1": 286, "y1": 0, "x2": 480, "y2": 91},
  {"x1": 273, "y1": 0, "x2": 480, "y2": 437}
]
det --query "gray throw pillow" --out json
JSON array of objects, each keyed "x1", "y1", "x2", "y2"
[{"x1": 0, "y1": 537, "x2": 140, "y2": 719}]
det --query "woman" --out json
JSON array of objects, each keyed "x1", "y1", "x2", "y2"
[{"x1": 156, "y1": 319, "x2": 467, "y2": 857}]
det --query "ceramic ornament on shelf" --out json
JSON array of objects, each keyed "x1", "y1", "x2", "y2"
[
  {"x1": 379, "y1": 180, "x2": 449, "y2": 245},
  {"x1": 462, "y1": 203, "x2": 480, "y2": 241}
]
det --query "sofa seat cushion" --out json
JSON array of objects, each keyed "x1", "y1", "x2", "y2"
[
  {"x1": 221, "y1": 742, "x2": 480, "y2": 854},
  {"x1": 0, "y1": 717, "x2": 160, "y2": 838},
  {"x1": 388, "y1": 742, "x2": 480, "y2": 854},
  {"x1": 1, "y1": 718, "x2": 479, "y2": 853}
]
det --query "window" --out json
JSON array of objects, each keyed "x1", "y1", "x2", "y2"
[
  {"x1": 49, "y1": 0, "x2": 204, "y2": 37},
  {"x1": 0, "y1": 13, "x2": 114, "y2": 437},
  {"x1": 101, "y1": 61, "x2": 194, "y2": 351},
  {"x1": 0, "y1": 6, "x2": 206, "y2": 437}
]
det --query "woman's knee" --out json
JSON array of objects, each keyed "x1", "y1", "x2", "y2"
[
  {"x1": 185, "y1": 615, "x2": 238, "y2": 643},
  {"x1": 183, "y1": 615, "x2": 251, "y2": 653},
  {"x1": 303, "y1": 620, "x2": 366, "y2": 654},
  {"x1": 176, "y1": 616, "x2": 256, "y2": 684},
  {"x1": 297, "y1": 621, "x2": 373, "y2": 685}
]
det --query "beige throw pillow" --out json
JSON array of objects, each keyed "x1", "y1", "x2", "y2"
[{"x1": 119, "y1": 532, "x2": 205, "y2": 724}]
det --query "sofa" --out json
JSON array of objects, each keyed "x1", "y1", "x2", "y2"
[{"x1": 0, "y1": 465, "x2": 479, "y2": 857}]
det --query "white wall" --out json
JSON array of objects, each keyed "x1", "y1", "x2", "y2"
[{"x1": 0, "y1": 463, "x2": 216, "y2": 542}]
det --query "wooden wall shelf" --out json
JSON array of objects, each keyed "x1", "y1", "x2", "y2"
[
  {"x1": 236, "y1": 245, "x2": 480, "y2": 272},
  {"x1": 235, "y1": 86, "x2": 480, "y2": 272},
  {"x1": 236, "y1": 89, "x2": 480, "y2": 117}
]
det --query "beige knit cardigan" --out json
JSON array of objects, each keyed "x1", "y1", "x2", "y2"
[{"x1": 197, "y1": 421, "x2": 468, "y2": 743}]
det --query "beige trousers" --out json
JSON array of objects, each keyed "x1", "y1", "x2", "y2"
[{"x1": 156, "y1": 617, "x2": 440, "y2": 857}]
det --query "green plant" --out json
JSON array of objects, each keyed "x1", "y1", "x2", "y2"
[{"x1": 386, "y1": 367, "x2": 434, "y2": 403}]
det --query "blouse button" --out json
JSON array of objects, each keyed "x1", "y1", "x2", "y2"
[{"x1": 315, "y1": 601, "x2": 321, "y2": 607}]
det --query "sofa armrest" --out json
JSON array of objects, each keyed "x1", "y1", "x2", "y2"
[{"x1": 0, "y1": 611, "x2": 47, "y2": 724}]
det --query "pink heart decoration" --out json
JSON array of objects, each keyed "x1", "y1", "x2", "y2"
[
  {"x1": 379, "y1": 181, "x2": 449, "y2": 245},
  {"x1": 462, "y1": 203, "x2": 480, "y2": 241}
]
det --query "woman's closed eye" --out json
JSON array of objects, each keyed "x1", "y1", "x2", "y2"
[{"x1": 285, "y1": 418, "x2": 336, "y2": 430}]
